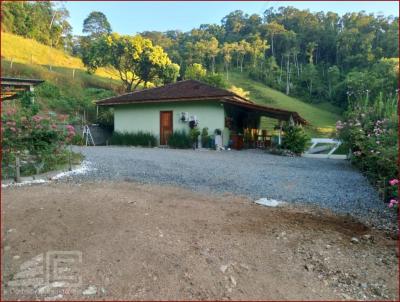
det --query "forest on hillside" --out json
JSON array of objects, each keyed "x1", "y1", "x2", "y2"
[{"x1": 2, "y1": 1, "x2": 398, "y2": 109}]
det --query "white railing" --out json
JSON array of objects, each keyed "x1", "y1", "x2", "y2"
[{"x1": 303, "y1": 138, "x2": 347, "y2": 159}]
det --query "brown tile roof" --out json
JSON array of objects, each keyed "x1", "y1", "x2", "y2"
[
  {"x1": 97, "y1": 80, "x2": 307, "y2": 124},
  {"x1": 97, "y1": 80, "x2": 251, "y2": 105}
]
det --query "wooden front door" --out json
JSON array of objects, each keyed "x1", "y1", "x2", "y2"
[{"x1": 160, "y1": 111, "x2": 173, "y2": 145}]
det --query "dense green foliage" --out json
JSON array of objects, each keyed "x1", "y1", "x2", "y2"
[
  {"x1": 281, "y1": 124, "x2": 310, "y2": 155},
  {"x1": 336, "y1": 95, "x2": 398, "y2": 201},
  {"x1": 82, "y1": 33, "x2": 177, "y2": 92},
  {"x1": 2, "y1": 1, "x2": 72, "y2": 51},
  {"x1": 1, "y1": 58, "x2": 118, "y2": 122},
  {"x1": 82, "y1": 11, "x2": 112, "y2": 37},
  {"x1": 167, "y1": 131, "x2": 192, "y2": 149},
  {"x1": 140, "y1": 8, "x2": 398, "y2": 108},
  {"x1": 110, "y1": 131, "x2": 157, "y2": 147},
  {"x1": 201, "y1": 127, "x2": 210, "y2": 148}
]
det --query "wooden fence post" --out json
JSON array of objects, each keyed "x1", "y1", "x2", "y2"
[
  {"x1": 68, "y1": 145, "x2": 72, "y2": 171},
  {"x1": 15, "y1": 155, "x2": 21, "y2": 183}
]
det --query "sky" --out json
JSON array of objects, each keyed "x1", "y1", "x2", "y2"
[{"x1": 64, "y1": 1, "x2": 399, "y2": 36}]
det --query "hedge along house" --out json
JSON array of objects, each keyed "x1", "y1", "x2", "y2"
[{"x1": 96, "y1": 80, "x2": 307, "y2": 148}]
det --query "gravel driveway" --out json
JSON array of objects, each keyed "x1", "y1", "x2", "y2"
[{"x1": 72, "y1": 146, "x2": 392, "y2": 229}]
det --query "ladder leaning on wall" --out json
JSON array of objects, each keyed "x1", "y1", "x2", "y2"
[{"x1": 82, "y1": 125, "x2": 96, "y2": 146}]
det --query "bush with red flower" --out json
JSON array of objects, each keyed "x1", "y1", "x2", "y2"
[{"x1": 2, "y1": 107, "x2": 77, "y2": 177}]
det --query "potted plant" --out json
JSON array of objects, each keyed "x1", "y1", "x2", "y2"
[
  {"x1": 201, "y1": 127, "x2": 209, "y2": 148},
  {"x1": 189, "y1": 127, "x2": 201, "y2": 149}
]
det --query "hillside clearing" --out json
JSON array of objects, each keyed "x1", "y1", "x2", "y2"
[
  {"x1": 227, "y1": 72, "x2": 342, "y2": 137},
  {"x1": 1, "y1": 32, "x2": 119, "y2": 80}
]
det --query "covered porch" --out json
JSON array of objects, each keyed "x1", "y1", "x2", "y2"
[{"x1": 222, "y1": 99, "x2": 307, "y2": 150}]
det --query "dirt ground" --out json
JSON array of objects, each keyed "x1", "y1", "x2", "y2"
[{"x1": 1, "y1": 182, "x2": 399, "y2": 301}]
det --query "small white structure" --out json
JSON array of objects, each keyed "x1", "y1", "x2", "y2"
[
  {"x1": 215, "y1": 134, "x2": 224, "y2": 151},
  {"x1": 254, "y1": 198, "x2": 285, "y2": 207},
  {"x1": 303, "y1": 138, "x2": 346, "y2": 159}
]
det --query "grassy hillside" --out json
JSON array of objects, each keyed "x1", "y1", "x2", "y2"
[
  {"x1": 1, "y1": 32, "x2": 119, "y2": 79},
  {"x1": 2, "y1": 33, "x2": 341, "y2": 137},
  {"x1": 227, "y1": 72, "x2": 342, "y2": 137},
  {"x1": 1, "y1": 33, "x2": 123, "y2": 122}
]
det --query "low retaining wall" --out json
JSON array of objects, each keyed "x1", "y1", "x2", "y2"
[{"x1": 75, "y1": 124, "x2": 112, "y2": 146}]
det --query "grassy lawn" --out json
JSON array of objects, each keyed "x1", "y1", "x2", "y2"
[{"x1": 227, "y1": 72, "x2": 342, "y2": 137}]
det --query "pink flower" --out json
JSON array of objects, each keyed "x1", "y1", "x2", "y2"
[
  {"x1": 66, "y1": 125, "x2": 75, "y2": 132},
  {"x1": 389, "y1": 199, "x2": 398, "y2": 208},
  {"x1": 6, "y1": 108, "x2": 17, "y2": 116},
  {"x1": 51, "y1": 124, "x2": 57, "y2": 129},
  {"x1": 389, "y1": 179, "x2": 399, "y2": 186},
  {"x1": 32, "y1": 115, "x2": 43, "y2": 123},
  {"x1": 10, "y1": 127, "x2": 16, "y2": 132}
]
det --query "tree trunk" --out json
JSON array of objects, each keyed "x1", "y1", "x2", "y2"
[
  {"x1": 271, "y1": 34, "x2": 274, "y2": 57},
  {"x1": 286, "y1": 56, "x2": 290, "y2": 95}
]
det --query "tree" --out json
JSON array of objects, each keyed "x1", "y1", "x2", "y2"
[
  {"x1": 264, "y1": 56, "x2": 280, "y2": 86},
  {"x1": 83, "y1": 33, "x2": 175, "y2": 92},
  {"x1": 160, "y1": 63, "x2": 180, "y2": 84},
  {"x1": 1, "y1": 1, "x2": 72, "y2": 50},
  {"x1": 327, "y1": 65, "x2": 341, "y2": 99},
  {"x1": 302, "y1": 64, "x2": 319, "y2": 97},
  {"x1": 235, "y1": 40, "x2": 250, "y2": 72},
  {"x1": 222, "y1": 42, "x2": 235, "y2": 79},
  {"x1": 195, "y1": 37, "x2": 219, "y2": 73},
  {"x1": 83, "y1": 11, "x2": 112, "y2": 37},
  {"x1": 184, "y1": 63, "x2": 207, "y2": 80},
  {"x1": 248, "y1": 35, "x2": 269, "y2": 68},
  {"x1": 262, "y1": 21, "x2": 286, "y2": 57}
]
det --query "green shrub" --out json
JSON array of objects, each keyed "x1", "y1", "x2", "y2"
[
  {"x1": 189, "y1": 127, "x2": 200, "y2": 144},
  {"x1": 110, "y1": 131, "x2": 157, "y2": 147},
  {"x1": 336, "y1": 96, "x2": 398, "y2": 201},
  {"x1": 70, "y1": 133, "x2": 84, "y2": 146},
  {"x1": 281, "y1": 123, "x2": 310, "y2": 155},
  {"x1": 201, "y1": 127, "x2": 210, "y2": 148},
  {"x1": 167, "y1": 130, "x2": 191, "y2": 149},
  {"x1": 96, "y1": 108, "x2": 114, "y2": 130}
]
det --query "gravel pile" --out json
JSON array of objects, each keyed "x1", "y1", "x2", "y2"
[{"x1": 69, "y1": 146, "x2": 395, "y2": 230}]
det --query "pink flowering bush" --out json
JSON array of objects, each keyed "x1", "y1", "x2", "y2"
[
  {"x1": 387, "y1": 179, "x2": 399, "y2": 209},
  {"x1": 2, "y1": 108, "x2": 76, "y2": 177},
  {"x1": 336, "y1": 98, "x2": 398, "y2": 203}
]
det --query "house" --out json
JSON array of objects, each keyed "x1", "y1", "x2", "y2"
[{"x1": 96, "y1": 80, "x2": 307, "y2": 148}]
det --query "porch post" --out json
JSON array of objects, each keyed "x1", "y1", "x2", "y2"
[
  {"x1": 278, "y1": 120, "x2": 282, "y2": 145},
  {"x1": 29, "y1": 85, "x2": 35, "y2": 104}
]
